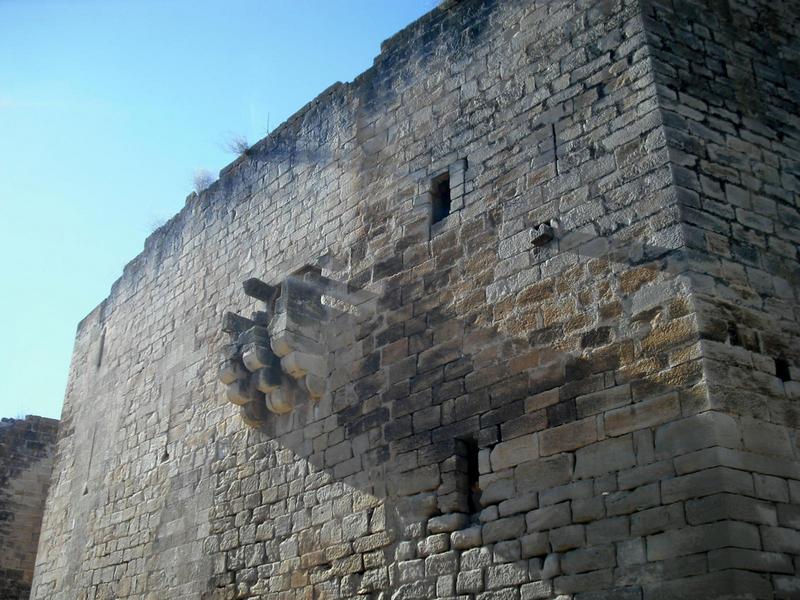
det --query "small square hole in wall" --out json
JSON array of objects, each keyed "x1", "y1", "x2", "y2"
[{"x1": 431, "y1": 172, "x2": 451, "y2": 225}]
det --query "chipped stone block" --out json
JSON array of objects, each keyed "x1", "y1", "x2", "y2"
[
  {"x1": 428, "y1": 513, "x2": 470, "y2": 534},
  {"x1": 226, "y1": 377, "x2": 260, "y2": 406}
]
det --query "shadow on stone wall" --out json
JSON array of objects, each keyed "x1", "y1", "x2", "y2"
[{"x1": 201, "y1": 209, "x2": 795, "y2": 598}]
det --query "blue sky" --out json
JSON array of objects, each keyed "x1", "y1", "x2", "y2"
[{"x1": 0, "y1": 0, "x2": 436, "y2": 419}]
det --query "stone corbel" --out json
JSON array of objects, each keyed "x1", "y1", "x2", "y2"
[{"x1": 218, "y1": 265, "x2": 376, "y2": 427}]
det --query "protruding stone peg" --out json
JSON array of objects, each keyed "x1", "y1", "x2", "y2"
[
  {"x1": 530, "y1": 221, "x2": 556, "y2": 247},
  {"x1": 303, "y1": 373, "x2": 326, "y2": 400},
  {"x1": 240, "y1": 399, "x2": 270, "y2": 428},
  {"x1": 226, "y1": 378, "x2": 260, "y2": 406},
  {"x1": 218, "y1": 359, "x2": 247, "y2": 385},
  {"x1": 242, "y1": 343, "x2": 274, "y2": 372},
  {"x1": 281, "y1": 351, "x2": 325, "y2": 380},
  {"x1": 220, "y1": 343, "x2": 240, "y2": 361},
  {"x1": 254, "y1": 365, "x2": 282, "y2": 394},
  {"x1": 265, "y1": 388, "x2": 295, "y2": 415},
  {"x1": 222, "y1": 312, "x2": 255, "y2": 335},
  {"x1": 270, "y1": 329, "x2": 323, "y2": 358},
  {"x1": 238, "y1": 326, "x2": 270, "y2": 346},
  {"x1": 243, "y1": 278, "x2": 279, "y2": 305}
]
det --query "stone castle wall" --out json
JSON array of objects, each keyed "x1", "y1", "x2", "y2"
[
  {"x1": 639, "y1": 0, "x2": 800, "y2": 596},
  {"x1": 0, "y1": 416, "x2": 59, "y2": 600},
  {"x1": 31, "y1": 0, "x2": 799, "y2": 598}
]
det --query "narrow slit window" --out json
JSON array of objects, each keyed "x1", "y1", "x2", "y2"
[
  {"x1": 431, "y1": 173, "x2": 451, "y2": 225},
  {"x1": 775, "y1": 357, "x2": 791, "y2": 382},
  {"x1": 464, "y1": 438, "x2": 480, "y2": 514},
  {"x1": 728, "y1": 322, "x2": 741, "y2": 347}
]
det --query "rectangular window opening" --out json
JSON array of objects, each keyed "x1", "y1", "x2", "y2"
[
  {"x1": 431, "y1": 172, "x2": 452, "y2": 225},
  {"x1": 728, "y1": 322, "x2": 741, "y2": 347},
  {"x1": 454, "y1": 437, "x2": 480, "y2": 515},
  {"x1": 464, "y1": 438, "x2": 480, "y2": 514},
  {"x1": 775, "y1": 357, "x2": 791, "y2": 382}
]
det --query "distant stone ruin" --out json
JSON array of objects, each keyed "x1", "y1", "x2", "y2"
[
  {"x1": 0, "y1": 416, "x2": 58, "y2": 600},
  {"x1": 29, "y1": 0, "x2": 800, "y2": 598}
]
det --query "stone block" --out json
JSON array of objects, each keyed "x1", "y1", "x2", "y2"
[
  {"x1": 451, "y1": 526, "x2": 482, "y2": 550},
  {"x1": 603, "y1": 393, "x2": 680, "y2": 437},
  {"x1": 521, "y1": 580, "x2": 553, "y2": 599},
  {"x1": 654, "y1": 412, "x2": 742, "y2": 459},
  {"x1": 616, "y1": 538, "x2": 646, "y2": 567},
  {"x1": 435, "y1": 574, "x2": 455, "y2": 598},
  {"x1": 494, "y1": 540, "x2": 522, "y2": 563},
  {"x1": 574, "y1": 436, "x2": 636, "y2": 479},
  {"x1": 605, "y1": 483, "x2": 660, "y2": 516},
  {"x1": 396, "y1": 465, "x2": 440, "y2": 496},
  {"x1": 708, "y1": 548, "x2": 794, "y2": 573},
  {"x1": 560, "y1": 545, "x2": 615, "y2": 575},
  {"x1": 491, "y1": 433, "x2": 539, "y2": 471},
  {"x1": 428, "y1": 513, "x2": 470, "y2": 534},
  {"x1": 761, "y1": 526, "x2": 800, "y2": 554},
  {"x1": 499, "y1": 492, "x2": 538, "y2": 517},
  {"x1": 397, "y1": 559, "x2": 424, "y2": 584},
  {"x1": 642, "y1": 570, "x2": 772, "y2": 600},
  {"x1": 549, "y1": 524, "x2": 585, "y2": 552},
  {"x1": 526, "y1": 503, "x2": 571, "y2": 533},
  {"x1": 486, "y1": 562, "x2": 530, "y2": 589},
  {"x1": 218, "y1": 358, "x2": 247, "y2": 384},
  {"x1": 538, "y1": 417, "x2": 597, "y2": 456},
  {"x1": 646, "y1": 521, "x2": 760, "y2": 561},
  {"x1": 741, "y1": 418, "x2": 793, "y2": 457},
  {"x1": 586, "y1": 517, "x2": 629, "y2": 545},
  {"x1": 481, "y1": 476, "x2": 515, "y2": 505},
  {"x1": 754, "y1": 473, "x2": 789, "y2": 502},
  {"x1": 661, "y1": 466, "x2": 754, "y2": 504},
  {"x1": 461, "y1": 547, "x2": 492, "y2": 570},
  {"x1": 539, "y1": 480, "x2": 593, "y2": 507},
  {"x1": 618, "y1": 461, "x2": 674, "y2": 490},
  {"x1": 417, "y1": 533, "x2": 449, "y2": 557},
  {"x1": 515, "y1": 454, "x2": 574, "y2": 494},
  {"x1": 576, "y1": 384, "x2": 631, "y2": 419},
  {"x1": 541, "y1": 553, "x2": 561, "y2": 580},
  {"x1": 425, "y1": 550, "x2": 458, "y2": 576},
  {"x1": 554, "y1": 569, "x2": 614, "y2": 594},
  {"x1": 630, "y1": 504, "x2": 685, "y2": 537},
  {"x1": 483, "y1": 515, "x2": 525, "y2": 544},
  {"x1": 226, "y1": 377, "x2": 260, "y2": 406},
  {"x1": 572, "y1": 496, "x2": 605, "y2": 523},
  {"x1": 520, "y1": 532, "x2": 549, "y2": 558},
  {"x1": 457, "y1": 569, "x2": 485, "y2": 594}
]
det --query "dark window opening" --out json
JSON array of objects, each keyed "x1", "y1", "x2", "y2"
[
  {"x1": 464, "y1": 438, "x2": 480, "y2": 514},
  {"x1": 431, "y1": 173, "x2": 452, "y2": 225},
  {"x1": 728, "y1": 322, "x2": 741, "y2": 347},
  {"x1": 775, "y1": 357, "x2": 791, "y2": 382},
  {"x1": 453, "y1": 437, "x2": 481, "y2": 515}
]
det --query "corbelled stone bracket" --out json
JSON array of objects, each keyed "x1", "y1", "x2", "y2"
[
  {"x1": 530, "y1": 219, "x2": 560, "y2": 247},
  {"x1": 219, "y1": 265, "x2": 375, "y2": 427}
]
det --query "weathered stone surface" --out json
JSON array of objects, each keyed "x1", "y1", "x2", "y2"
[
  {"x1": 428, "y1": 513, "x2": 470, "y2": 534},
  {"x1": 28, "y1": 1, "x2": 800, "y2": 600},
  {"x1": 490, "y1": 433, "x2": 538, "y2": 471},
  {"x1": 451, "y1": 526, "x2": 482, "y2": 550},
  {"x1": 574, "y1": 436, "x2": 636, "y2": 479},
  {"x1": 0, "y1": 417, "x2": 58, "y2": 600},
  {"x1": 515, "y1": 455, "x2": 574, "y2": 494}
]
